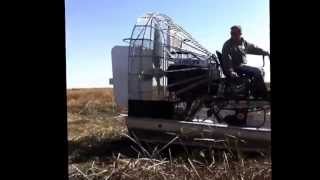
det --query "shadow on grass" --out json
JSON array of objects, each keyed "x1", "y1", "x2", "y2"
[
  {"x1": 69, "y1": 135, "x2": 269, "y2": 165},
  {"x1": 69, "y1": 137, "x2": 137, "y2": 163}
]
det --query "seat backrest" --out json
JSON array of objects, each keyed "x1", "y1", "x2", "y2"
[
  {"x1": 215, "y1": 51, "x2": 230, "y2": 78},
  {"x1": 216, "y1": 51, "x2": 222, "y2": 61}
]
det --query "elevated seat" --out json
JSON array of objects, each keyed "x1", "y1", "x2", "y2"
[
  {"x1": 215, "y1": 51, "x2": 248, "y2": 79},
  {"x1": 215, "y1": 51, "x2": 251, "y2": 98}
]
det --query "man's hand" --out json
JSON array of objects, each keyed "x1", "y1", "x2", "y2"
[
  {"x1": 264, "y1": 51, "x2": 270, "y2": 56},
  {"x1": 230, "y1": 71, "x2": 239, "y2": 78},
  {"x1": 227, "y1": 68, "x2": 238, "y2": 78}
]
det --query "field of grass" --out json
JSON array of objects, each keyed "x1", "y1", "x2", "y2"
[{"x1": 68, "y1": 88, "x2": 271, "y2": 180}]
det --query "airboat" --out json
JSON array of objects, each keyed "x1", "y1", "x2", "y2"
[{"x1": 111, "y1": 12, "x2": 271, "y2": 152}]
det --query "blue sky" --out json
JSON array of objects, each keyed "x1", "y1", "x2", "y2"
[{"x1": 66, "y1": 0, "x2": 269, "y2": 88}]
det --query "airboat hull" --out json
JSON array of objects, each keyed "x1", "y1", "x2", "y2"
[{"x1": 126, "y1": 117, "x2": 271, "y2": 152}]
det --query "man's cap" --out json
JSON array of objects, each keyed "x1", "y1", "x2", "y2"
[{"x1": 231, "y1": 25, "x2": 242, "y2": 32}]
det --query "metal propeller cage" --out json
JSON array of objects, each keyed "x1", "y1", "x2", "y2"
[{"x1": 124, "y1": 12, "x2": 215, "y2": 101}]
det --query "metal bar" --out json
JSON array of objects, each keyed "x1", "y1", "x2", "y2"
[
  {"x1": 125, "y1": 38, "x2": 153, "y2": 41},
  {"x1": 176, "y1": 79, "x2": 208, "y2": 95},
  {"x1": 129, "y1": 55, "x2": 164, "y2": 58},
  {"x1": 127, "y1": 117, "x2": 271, "y2": 139},
  {"x1": 168, "y1": 46, "x2": 209, "y2": 59},
  {"x1": 165, "y1": 67, "x2": 207, "y2": 73},
  {"x1": 167, "y1": 75, "x2": 207, "y2": 88}
]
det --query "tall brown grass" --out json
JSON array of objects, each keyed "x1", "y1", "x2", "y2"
[
  {"x1": 67, "y1": 88, "x2": 116, "y2": 115},
  {"x1": 67, "y1": 88, "x2": 126, "y2": 142}
]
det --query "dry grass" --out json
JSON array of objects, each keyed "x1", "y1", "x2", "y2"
[
  {"x1": 68, "y1": 88, "x2": 271, "y2": 180},
  {"x1": 68, "y1": 88, "x2": 126, "y2": 141},
  {"x1": 68, "y1": 113, "x2": 126, "y2": 141},
  {"x1": 69, "y1": 156, "x2": 271, "y2": 180},
  {"x1": 67, "y1": 88, "x2": 116, "y2": 115},
  {"x1": 68, "y1": 88, "x2": 127, "y2": 163}
]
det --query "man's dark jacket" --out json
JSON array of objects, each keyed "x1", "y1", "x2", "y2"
[{"x1": 221, "y1": 38, "x2": 268, "y2": 76}]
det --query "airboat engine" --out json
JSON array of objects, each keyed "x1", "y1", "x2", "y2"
[{"x1": 115, "y1": 12, "x2": 271, "y2": 152}]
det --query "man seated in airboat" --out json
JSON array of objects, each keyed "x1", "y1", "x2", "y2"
[{"x1": 219, "y1": 25, "x2": 270, "y2": 100}]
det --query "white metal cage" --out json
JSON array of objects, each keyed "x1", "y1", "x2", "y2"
[{"x1": 125, "y1": 13, "x2": 214, "y2": 101}]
